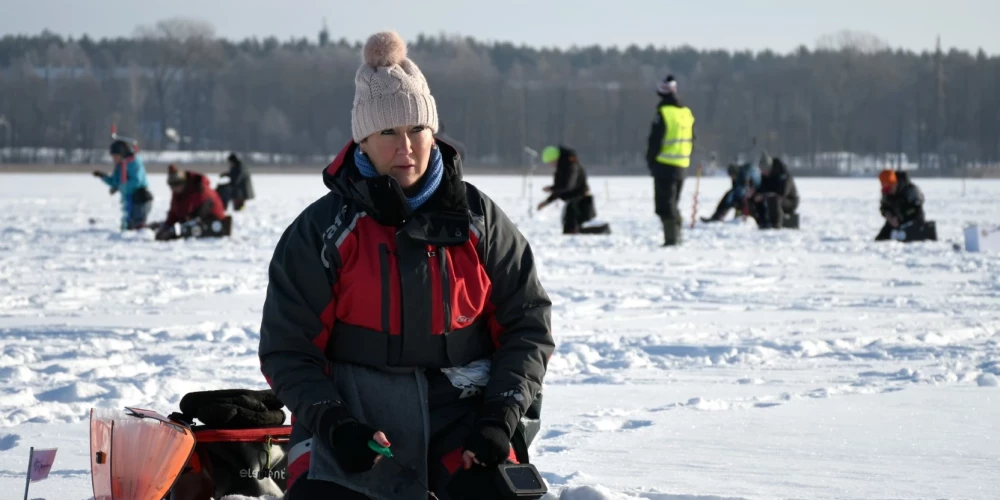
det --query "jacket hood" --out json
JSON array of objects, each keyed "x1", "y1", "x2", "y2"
[
  {"x1": 174, "y1": 170, "x2": 211, "y2": 195},
  {"x1": 658, "y1": 93, "x2": 685, "y2": 108},
  {"x1": 769, "y1": 157, "x2": 790, "y2": 177}
]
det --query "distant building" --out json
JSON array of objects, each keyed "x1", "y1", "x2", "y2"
[
  {"x1": 319, "y1": 19, "x2": 330, "y2": 47},
  {"x1": 786, "y1": 152, "x2": 918, "y2": 175}
]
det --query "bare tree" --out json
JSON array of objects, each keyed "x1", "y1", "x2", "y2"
[
  {"x1": 133, "y1": 17, "x2": 222, "y2": 148},
  {"x1": 816, "y1": 30, "x2": 891, "y2": 54},
  {"x1": 0, "y1": 25, "x2": 997, "y2": 174}
]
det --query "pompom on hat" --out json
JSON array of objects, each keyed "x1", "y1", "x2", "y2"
[
  {"x1": 657, "y1": 74, "x2": 678, "y2": 95},
  {"x1": 351, "y1": 31, "x2": 439, "y2": 142}
]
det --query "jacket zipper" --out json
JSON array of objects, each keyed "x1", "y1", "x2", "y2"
[
  {"x1": 379, "y1": 243, "x2": 391, "y2": 333},
  {"x1": 439, "y1": 246, "x2": 451, "y2": 333}
]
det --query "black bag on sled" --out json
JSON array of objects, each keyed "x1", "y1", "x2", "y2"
[
  {"x1": 167, "y1": 389, "x2": 291, "y2": 500},
  {"x1": 168, "y1": 425, "x2": 291, "y2": 500}
]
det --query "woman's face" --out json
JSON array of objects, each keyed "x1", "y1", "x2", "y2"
[{"x1": 361, "y1": 125, "x2": 434, "y2": 191}]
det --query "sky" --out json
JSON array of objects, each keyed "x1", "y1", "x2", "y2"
[{"x1": 2, "y1": 0, "x2": 998, "y2": 55}]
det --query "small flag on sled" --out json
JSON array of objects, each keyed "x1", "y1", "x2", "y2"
[{"x1": 23, "y1": 447, "x2": 58, "y2": 499}]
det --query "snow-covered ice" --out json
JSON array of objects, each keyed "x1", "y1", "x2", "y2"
[{"x1": 1, "y1": 172, "x2": 998, "y2": 499}]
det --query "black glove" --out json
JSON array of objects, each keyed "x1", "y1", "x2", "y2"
[
  {"x1": 196, "y1": 400, "x2": 286, "y2": 428},
  {"x1": 464, "y1": 424, "x2": 510, "y2": 467},
  {"x1": 109, "y1": 187, "x2": 118, "y2": 195},
  {"x1": 331, "y1": 421, "x2": 382, "y2": 473},
  {"x1": 92, "y1": 170, "x2": 106, "y2": 178},
  {"x1": 318, "y1": 404, "x2": 382, "y2": 474},
  {"x1": 177, "y1": 388, "x2": 286, "y2": 429},
  {"x1": 464, "y1": 403, "x2": 518, "y2": 467}
]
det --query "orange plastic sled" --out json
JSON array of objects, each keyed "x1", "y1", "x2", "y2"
[{"x1": 90, "y1": 407, "x2": 196, "y2": 500}]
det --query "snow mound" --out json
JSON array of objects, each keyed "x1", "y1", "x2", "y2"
[
  {"x1": 36, "y1": 381, "x2": 108, "y2": 402},
  {"x1": 977, "y1": 373, "x2": 999, "y2": 387}
]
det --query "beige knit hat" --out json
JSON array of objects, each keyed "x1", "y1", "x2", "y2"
[{"x1": 352, "y1": 31, "x2": 439, "y2": 142}]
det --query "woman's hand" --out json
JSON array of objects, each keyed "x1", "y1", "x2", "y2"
[{"x1": 371, "y1": 431, "x2": 390, "y2": 464}]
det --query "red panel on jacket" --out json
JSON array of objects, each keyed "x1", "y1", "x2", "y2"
[{"x1": 332, "y1": 217, "x2": 492, "y2": 336}]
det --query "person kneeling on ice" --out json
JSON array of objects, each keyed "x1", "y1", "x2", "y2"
[
  {"x1": 751, "y1": 152, "x2": 799, "y2": 229},
  {"x1": 705, "y1": 162, "x2": 761, "y2": 223},
  {"x1": 92, "y1": 139, "x2": 153, "y2": 230},
  {"x1": 149, "y1": 165, "x2": 230, "y2": 241},
  {"x1": 258, "y1": 31, "x2": 554, "y2": 500},
  {"x1": 875, "y1": 169, "x2": 936, "y2": 242},
  {"x1": 535, "y1": 145, "x2": 610, "y2": 234},
  {"x1": 701, "y1": 164, "x2": 742, "y2": 223}
]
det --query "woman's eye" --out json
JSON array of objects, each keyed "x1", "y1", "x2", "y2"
[
  {"x1": 410, "y1": 126, "x2": 425, "y2": 133},
  {"x1": 380, "y1": 129, "x2": 395, "y2": 136}
]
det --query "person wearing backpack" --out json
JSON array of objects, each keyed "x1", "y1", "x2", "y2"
[
  {"x1": 536, "y1": 145, "x2": 610, "y2": 234},
  {"x1": 92, "y1": 139, "x2": 153, "y2": 230}
]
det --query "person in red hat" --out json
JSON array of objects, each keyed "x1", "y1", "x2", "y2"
[
  {"x1": 875, "y1": 169, "x2": 935, "y2": 242},
  {"x1": 149, "y1": 164, "x2": 229, "y2": 240}
]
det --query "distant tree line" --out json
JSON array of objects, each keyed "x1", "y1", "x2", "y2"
[{"x1": 0, "y1": 20, "x2": 998, "y2": 175}]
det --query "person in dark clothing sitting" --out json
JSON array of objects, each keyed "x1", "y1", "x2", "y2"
[
  {"x1": 149, "y1": 164, "x2": 231, "y2": 241},
  {"x1": 218, "y1": 152, "x2": 255, "y2": 211},
  {"x1": 752, "y1": 152, "x2": 799, "y2": 229},
  {"x1": 536, "y1": 145, "x2": 610, "y2": 234},
  {"x1": 875, "y1": 169, "x2": 937, "y2": 242}
]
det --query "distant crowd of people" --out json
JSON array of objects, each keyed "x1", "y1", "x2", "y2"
[
  {"x1": 534, "y1": 72, "x2": 934, "y2": 245},
  {"x1": 93, "y1": 143, "x2": 254, "y2": 240},
  {"x1": 91, "y1": 66, "x2": 936, "y2": 248}
]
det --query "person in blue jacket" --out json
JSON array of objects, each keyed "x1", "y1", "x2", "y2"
[{"x1": 92, "y1": 140, "x2": 153, "y2": 230}]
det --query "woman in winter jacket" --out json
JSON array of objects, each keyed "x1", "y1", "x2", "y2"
[{"x1": 258, "y1": 31, "x2": 554, "y2": 500}]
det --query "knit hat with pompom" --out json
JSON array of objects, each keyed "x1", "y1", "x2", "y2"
[{"x1": 351, "y1": 31, "x2": 439, "y2": 142}]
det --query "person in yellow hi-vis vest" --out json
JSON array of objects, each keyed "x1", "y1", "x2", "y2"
[{"x1": 645, "y1": 74, "x2": 695, "y2": 246}]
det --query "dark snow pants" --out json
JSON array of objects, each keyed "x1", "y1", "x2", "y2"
[
  {"x1": 653, "y1": 168, "x2": 685, "y2": 245},
  {"x1": 562, "y1": 195, "x2": 597, "y2": 234},
  {"x1": 753, "y1": 196, "x2": 797, "y2": 229}
]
